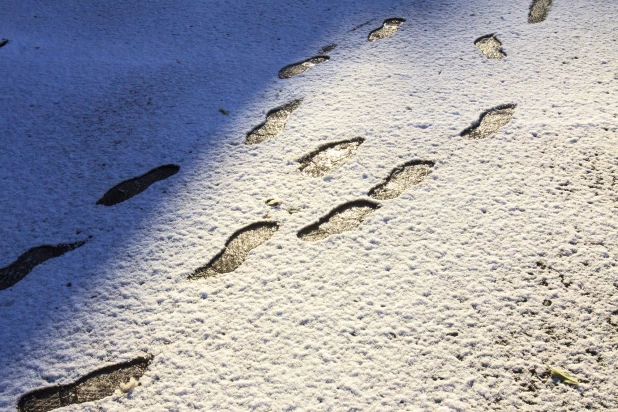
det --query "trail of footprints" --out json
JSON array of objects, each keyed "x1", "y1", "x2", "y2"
[
  {"x1": 297, "y1": 160, "x2": 436, "y2": 240},
  {"x1": 4, "y1": 6, "x2": 551, "y2": 409},
  {"x1": 0, "y1": 165, "x2": 181, "y2": 292}
]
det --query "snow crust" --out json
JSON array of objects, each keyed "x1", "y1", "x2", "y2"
[{"x1": 1, "y1": 0, "x2": 617, "y2": 410}]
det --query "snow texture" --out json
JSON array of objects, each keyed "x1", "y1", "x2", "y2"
[{"x1": 1, "y1": 0, "x2": 618, "y2": 410}]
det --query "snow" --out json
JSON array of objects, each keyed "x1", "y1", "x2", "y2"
[{"x1": 1, "y1": 0, "x2": 618, "y2": 410}]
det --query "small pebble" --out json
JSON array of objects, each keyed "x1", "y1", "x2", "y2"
[{"x1": 119, "y1": 377, "x2": 139, "y2": 393}]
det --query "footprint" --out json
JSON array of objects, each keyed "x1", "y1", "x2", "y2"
[
  {"x1": 475, "y1": 34, "x2": 506, "y2": 60},
  {"x1": 0, "y1": 39, "x2": 8, "y2": 48},
  {"x1": 528, "y1": 0, "x2": 553, "y2": 23},
  {"x1": 460, "y1": 104, "x2": 516, "y2": 140},
  {"x1": 298, "y1": 137, "x2": 364, "y2": 177},
  {"x1": 0, "y1": 241, "x2": 86, "y2": 291},
  {"x1": 319, "y1": 44, "x2": 337, "y2": 54},
  {"x1": 18, "y1": 356, "x2": 152, "y2": 412},
  {"x1": 189, "y1": 222, "x2": 279, "y2": 279},
  {"x1": 368, "y1": 160, "x2": 435, "y2": 200},
  {"x1": 245, "y1": 99, "x2": 302, "y2": 145},
  {"x1": 97, "y1": 164, "x2": 180, "y2": 206},
  {"x1": 278, "y1": 56, "x2": 330, "y2": 79},
  {"x1": 297, "y1": 200, "x2": 380, "y2": 242},
  {"x1": 368, "y1": 18, "x2": 406, "y2": 42}
]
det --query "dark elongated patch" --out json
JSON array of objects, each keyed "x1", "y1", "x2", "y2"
[
  {"x1": 97, "y1": 164, "x2": 180, "y2": 206},
  {"x1": 350, "y1": 20, "x2": 375, "y2": 32},
  {"x1": 0, "y1": 241, "x2": 86, "y2": 291},
  {"x1": 460, "y1": 104, "x2": 516, "y2": 140},
  {"x1": 369, "y1": 160, "x2": 435, "y2": 200},
  {"x1": 298, "y1": 200, "x2": 380, "y2": 242},
  {"x1": 298, "y1": 137, "x2": 364, "y2": 177},
  {"x1": 0, "y1": 39, "x2": 8, "y2": 48},
  {"x1": 245, "y1": 99, "x2": 302, "y2": 144},
  {"x1": 368, "y1": 18, "x2": 406, "y2": 41},
  {"x1": 319, "y1": 44, "x2": 337, "y2": 54},
  {"x1": 474, "y1": 34, "x2": 506, "y2": 59},
  {"x1": 18, "y1": 355, "x2": 152, "y2": 412},
  {"x1": 189, "y1": 222, "x2": 279, "y2": 279},
  {"x1": 528, "y1": 0, "x2": 553, "y2": 23},
  {"x1": 278, "y1": 56, "x2": 330, "y2": 79}
]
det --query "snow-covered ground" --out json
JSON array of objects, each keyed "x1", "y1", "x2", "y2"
[{"x1": 1, "y1": 0, "x2": 617, "y2": 410}]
